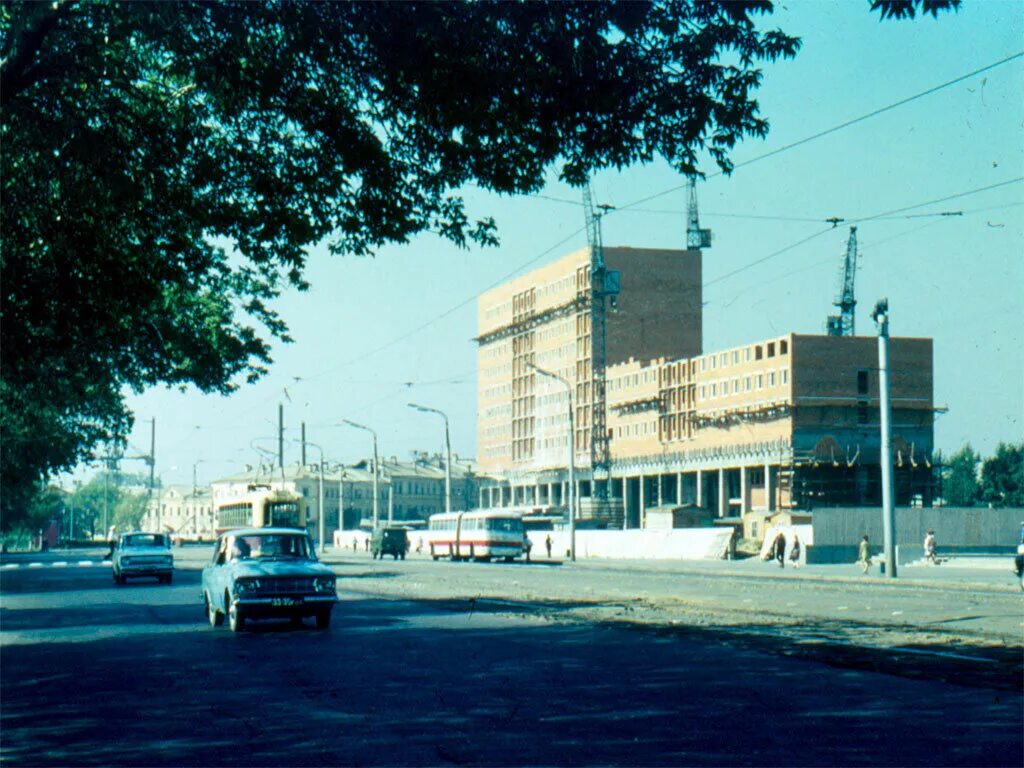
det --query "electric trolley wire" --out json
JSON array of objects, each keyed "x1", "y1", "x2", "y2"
[
  {"x1": 300, "y1": 53, "x2": 1024, "y2": 379},
  {"x1": 615, "y1": 50, "x2": 1024, "y2": 212}
]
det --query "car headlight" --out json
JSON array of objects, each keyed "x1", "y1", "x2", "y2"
[
  {"x1": 235, "y1": 578, "x2": 261, "y2": 595},
  {"x1": 314, "y1": 577, "x2": 335, "y2": 593}
]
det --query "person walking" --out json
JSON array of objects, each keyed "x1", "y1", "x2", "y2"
[
  {"x1": 523, "y1": 533, "x2": 533, "y2": 562},
  {"x1": 773, "y1": 532, "x2": 786, "y2": 568},
  {"x1": 858, "y1": 534, "x2": 871, "y2": 574},
  {"x1": 545, "y1": 534, "x2": 553, "y2": 559},
  {"x1": 923, "y1": 530, "x2": 937, "y2": 564},
  {"x1": 789, "y1": 534, "x2": 801, "y2": 569}
]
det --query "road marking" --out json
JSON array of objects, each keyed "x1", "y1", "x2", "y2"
[
  {"x1": 836, "y1": 605, "x2": 849, "y2": 610},
  {"x1": 2, "y1": 564, "x2": 18, "y2": 570},
  {"x1": 892, "y1": 610, "x2": 904, "y2": 616},
  {"x1": 53, "y1": 562, "x2": 68, "y2": 567},
  {"x1": 28, "y1": 563, "x2": 43, "y2": 568},
  {"x1": 79, "y1": 561, "x2": 94, "y2": 567}
]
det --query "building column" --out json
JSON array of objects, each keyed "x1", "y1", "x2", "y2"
[
  {"x1": 718, "y1": 468, "x2": 726, "y2": 518},
  {"x1": 740, "y1": 465, "x2": 748, "y2": 516},
  {"x1": 657, "y1": 474, "x2": 663, "y2": 507},
  {"x1": 622, "y1": 476, "x2": 630, "y2": 530},
  {"x1": 639, "y1": 473, "x2": 646, "y2": 529},
  {"x1": 696, "y1": 469, "x2": 703, "y2": 508},
  {"x1": 765, "y1": 462, "x2": 774, "y2": 512},
  {"x1": 676, "y1": 472, "x2": 683, "y2": 506}
]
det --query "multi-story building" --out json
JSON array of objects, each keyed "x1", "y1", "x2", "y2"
[
  {"x1": 142, "y1": 485, "x2": 214, "y2": 538},
  {"x1": 476, "y1": 245, "x2": 936, "y2": 533}
]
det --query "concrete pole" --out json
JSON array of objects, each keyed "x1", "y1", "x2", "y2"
[
  {"x1": 676, "y1": 472, "x2": 683, "y2": 505},
  {"x1": 765, "y1": 462, "x2": 774, "y2": 512},
  {"x1": 696, "y1": 469, "x2": 703, "y2": 509},
  {"x1": 638, "y1": 474, "x2": 645, "y2": 529},
  {"x1": 718, "y1": 469, "x2": 726, "y2": 518},
  {"x1": 740, "y1": 466, "x2": 748, "y2": 516},
  {"x1": 874, "y1": 299, "x2": 898, "y2": 579}
]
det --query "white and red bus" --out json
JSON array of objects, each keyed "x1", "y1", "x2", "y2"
[{"x1": 426, "y1": 510, "x2": 525, "y2": 562}]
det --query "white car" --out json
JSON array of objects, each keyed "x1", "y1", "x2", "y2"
[{"x1": 112, "y1": 532, "x2": 174, "y2": 585}]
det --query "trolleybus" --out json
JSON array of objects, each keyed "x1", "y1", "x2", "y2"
[
  {"x1": 214, "y1": 486, "x2": 307, "y2": 534},
  {"x1": 426, "y1": 509, "x2": 525, "y2": 561}
]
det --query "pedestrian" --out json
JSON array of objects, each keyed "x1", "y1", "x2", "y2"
[
  {"x1": 364, "y1": 537, "x2": 369, "y2": 552},
  {"x1": 923, "y1": 530, "x2": 937, "y2": 564},
  {"x1": 773, "y1": 532, "x2": 786, "y2": 568},
  {"x1": 858, "y1": 534, "x2": 871, "y2": 574},
  {"x1": 523, "y1": 534, "x2": 533, "y2": 562},
  {"x1": 789, "y1": 534, "x2": 801, "y2": 569},
  {"x1": 545, "y1": 534, "x2": 553, "y2": 558},
  {"x1": 352, "y1": 536, "x2": 358, "y2": 552}
]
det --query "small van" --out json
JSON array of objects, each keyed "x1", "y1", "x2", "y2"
[{"x1": 371, "y1": 527, "x2": 408, "y2": 560}]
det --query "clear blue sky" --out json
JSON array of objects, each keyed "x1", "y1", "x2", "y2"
[{"x1": 104, "y1": 2, "x2": 1022, "y2": 488}]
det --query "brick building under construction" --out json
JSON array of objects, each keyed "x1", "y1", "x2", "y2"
[{"x1": 475, "y1": 244, "x2": 935, "y2": 533}]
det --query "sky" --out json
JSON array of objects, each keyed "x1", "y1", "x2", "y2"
[{"x1": 94, "y1": 1, "x2": 1023, "y2": 489}]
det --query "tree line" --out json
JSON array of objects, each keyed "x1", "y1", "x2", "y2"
[{"x1": 938, "y1": 441, "x2": 1023, "y2": 508}]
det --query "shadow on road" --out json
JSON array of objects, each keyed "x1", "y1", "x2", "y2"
[{"x1": 2, "y1": 595, "x2": 1020, "y2": 768}]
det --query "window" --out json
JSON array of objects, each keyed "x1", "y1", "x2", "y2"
[
  {"x1": 781, "y1": 368, "x2": 789, "y2": 385},
  {"x1": 733, "y1": 378, "x2": 740, "y2": 394},
  {"x1": 744, "y1": 377, "x2": 751, "y2": 392},
  {"x1": 780, "y1": 339, "x2": 788, "y2": 355},
  {"x1": 756, "y1": 374, "x2": 764, "y2": 390},
  {"x1": 767, "y1": 342, "x2": 775, "y2": 358},
  {"x1": 857, "y1": 369, "x2": 869, "y2": 394},
  {"x1": 732, "y1": 351, "x2": 739, "y2": 365},
  {"x1": 755, "y1": 345, "x2": 763, "y2": 360},
  {"x1": 768, "y1": 372, "x2": 776, "y2": 387}
]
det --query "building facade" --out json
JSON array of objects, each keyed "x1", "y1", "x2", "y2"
[{"x1": 476, "y1": 245, "x2": 936, "y2": 534}]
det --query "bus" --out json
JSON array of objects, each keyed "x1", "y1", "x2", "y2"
[
  {"x1": 426, "y1": 509, "x2": 525, "y2": 562},
  {"x1": 214, "y1": 486, "x2": 307, "y2": 534}
]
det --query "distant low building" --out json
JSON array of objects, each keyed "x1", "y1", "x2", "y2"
[{"x1": 142, "y1": 485, "x2": 214, "y2": 538}]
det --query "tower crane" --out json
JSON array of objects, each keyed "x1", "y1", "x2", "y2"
[
  {"x1": 582, "y1": 184, "x2": 619, "y2": 502},
  {"x1": 826, "y1": 226, "x2": 858, "y2": 336},
  {"x1": 686, "y1": 178, "x2": 712, "y2": 250}
]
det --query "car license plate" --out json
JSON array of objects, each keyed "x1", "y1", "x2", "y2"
[{"x1": 271, "y1": 597, "x2": 300, "y2": 606}]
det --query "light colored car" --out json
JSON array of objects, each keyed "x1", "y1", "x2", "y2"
[
  {"x1": 112, "y1": 532, "x2": 174, "y2": 585},
  {"x1": 201, "y1": 528, "x2": 338, "y2": 632}
]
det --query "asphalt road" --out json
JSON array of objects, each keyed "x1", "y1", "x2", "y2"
[{"x1": 1, "y1": 550, "x2": 1021, "y2": 767}]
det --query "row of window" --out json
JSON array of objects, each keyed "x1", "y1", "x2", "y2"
[
  {"x1": 698, "y1": 339, "x2": 789, "y2": 372},
  {"x1": 698, "y1": 368, "x2": 789, "y2": 399}
]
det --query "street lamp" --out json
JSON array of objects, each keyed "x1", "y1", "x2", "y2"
[
  {"x1": 300, "y1": 440, "x2": 327, "y2": 554},
  {"x1": 527, "y1": 362, "x2": 575, "y2": 562},
  {"x1": 409, "y1": 403, "x2": 452, "y2": 516},
  {"x1": 873, "y1": 299, "x2": 897, "y2": 579},
  {"x1": 343, "y1": 420, "x2": 379, "y2": 530}
]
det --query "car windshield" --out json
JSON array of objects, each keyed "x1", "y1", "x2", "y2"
[
  {"x1": 124, "y1": 534, "x2": 167, "y2": 548},
  {"x1": 230, "y1": 534, "x2": 311, "y2": 561}
]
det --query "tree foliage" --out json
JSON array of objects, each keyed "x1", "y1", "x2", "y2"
[
  {"x1": 0, "y1": 1, "x2": 958, "y2": 524},
  {"x1": 979, "y1": 442, "x2": 1023, "y2": 509},
  {"x1": 941, "y1": 443, "x2": 979, "y2": 507}
]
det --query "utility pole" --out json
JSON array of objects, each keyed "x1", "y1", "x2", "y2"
[
  {"x1": 529, "y1": 363, "x2": 576, "y2": 562},
  {"x1": 278, "y1": 404, "x2": 284, "y2": 471},
  {"x1": 408, "y1": 403, "x2": 452, "y2": 515},
  {"x1": 873, "y1": 299, "x2": 897, "y2": 579},
  {"x1": 148, "y1": 418, "x2": 156, "y2": 530},
  {"x1": 301, "y1": 422, "x2": 307, "y2": 466},
  {"x1": 344, "y1": 420, "x2": 379, "y2": 529}
]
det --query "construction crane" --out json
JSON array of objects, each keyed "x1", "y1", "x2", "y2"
[
  {"x1": 582, "y1": 184, "x2": 619, "y2": 500},
  {"x1": 826, "y1": 226, "x2": 858, "y2": 336},
  {"x1": 686, "y1": 178, "x2": 712, "y2": 250}
]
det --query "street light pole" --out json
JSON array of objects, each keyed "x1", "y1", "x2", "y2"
[
  {"x1": 408, "y1": 403, "x2": 452, "y2": 515},
  {"x1": 528, "y1": 363, "x2": 575, "y2": 562},
  {"x1": 343, "y1": 420, "x2": 379, "y2": 529},
  {"x1": 302, "y1": 441, "x2": 327, "y2": 554},
  {"x1": 873, "y1": 299, "x2": 898, "y2": 579}
]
